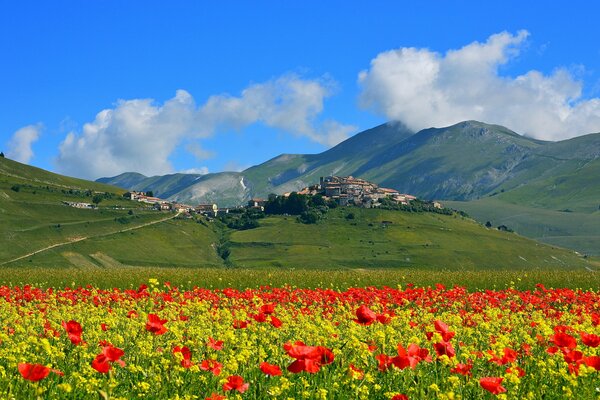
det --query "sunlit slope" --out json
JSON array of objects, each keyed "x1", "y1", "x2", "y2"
[
  {"x1": 227, "y1": 208, "x2": 591, "y2": 269},
  {"x1": 0, "y1": 157, "x2": 220, "y2": 268}
]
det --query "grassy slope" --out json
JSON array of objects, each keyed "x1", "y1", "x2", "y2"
[
  {"x1": 0, "y1": 157, "x2": 222, "y2": 268},
  {"x1": 227, "y1": 208, "x2": 591, "y2": 270},
  {"x1": 445, "y1": 198, "x2": 600, "y2": 256}
]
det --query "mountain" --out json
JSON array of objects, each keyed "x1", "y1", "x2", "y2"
[
  {"x1": 97, "y1": 120, "x2": 600, "y2": 255},
  {"x1": 1, "y1": 155, "x2": 595, "y2": 270},
  {"x1": 98, "y1": 120, "x2": 598, "y2": 209}
]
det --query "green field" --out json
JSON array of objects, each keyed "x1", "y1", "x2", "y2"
[
  {"x1": 227, "y1": 207, "x2": 592, "y2": 270},
  {"x1": 446, "y1": 198, "x2": 600, "y2": 256},
  {"x1": 0, "y1": 266, "x2": 599, "y2": 291}
]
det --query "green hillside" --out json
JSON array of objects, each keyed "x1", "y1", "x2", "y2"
[
  {"x1": 2, "y1": 156, "x2": 595, "y2": 270},
  {"x1": 0, "y1": 157, "x2": 220, "y2": 268},
  {"x1": 445, "y1": 198, "x2": 600, "y2": 256},
  {"x1": 226, "y1": 207, "x2": 592, "y2": 270}
]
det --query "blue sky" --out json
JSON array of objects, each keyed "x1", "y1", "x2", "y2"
[{"x1": 1, "y1": 1, "x2": 599, "y2": 179}]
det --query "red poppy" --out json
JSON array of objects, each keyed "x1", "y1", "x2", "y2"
[
  {"x1": 270, "y1": 316, "x2": 282, "y2": 328},
  {"x1": 260, "y1": 361, "x2": 282, "y2": 376},
  {"x1": 233, "y1": 320, "x2": 248, "y2": 329},
  {"x1": 207, "y1": 337, "x2": 224, "y2": 351},
  {"x1": 146, "y1": 313, "x2": 168, "y2": 335},
  {"x1": 391, "y1": 395, "x2": 409, "y2": 400},
  {"x1": 550, "y1": 332, "x2": 577, "y2": 349},
  {"x1": 434, "y1": 320, "x2": 455, "y2": 341},
  {"x1": 376, "y1": 314, "x2": 392, "y2": 324},
  {"x1": 91, "y1": 355, "x2": 111, "y2": 373},
  {"x1": 260, "y1": 303, "x2": 276, "y2": 314},
  {"x1": 223, "y1": 375, "x2": 249, "y2": 393},
  {"x1": 200, "y1": 359, "x2": 222, "y2": 376},
  {"x1": 102, "y1": 344, "x2": 125, "y2": 363},
  {"x1": 354, "y1": 305, "x2": 377, "y2": 325},
  {"x1": 18, "y1": 363, "x2": 51, "y2": 381},
  {"x1": 480, "y1": 377, "x2": 506, "y2": 395},
  {"x1": 101, "y1": 323, "x2": 109, "y2": 331},
  {"x1": 433, "y1": 341, "x2": 455, "y2": 358},
  {"x1": 284, "y1": 341, "x2": 334, "y2": 373},
  {"x1": 205, "y1": 394, "x2": 226, "y2": 400},
  {"x1": 584, "y1": 355, "x2": 600, "y2": 370},
  {"x1": 173, "y1": 346, "x2": 193, "y2": 368},
  {"x1": 451, "y1": 362, "x2": 473, "y2": 376},
  {"x1": 92, "y1": 343, "x2": 125, "y2": 373},
  {"x1": 375, "y1": 353, "x2": 393, "y2": 371},
  {"x1": 580, "y1": 332, "x2": 600, "y2": 348},
  {"x1": 62, "y1": 320, "x2": 83, "y2": 345},
  {"x1": 393, "y1": 343, "x2": 431, "y2": 369}
]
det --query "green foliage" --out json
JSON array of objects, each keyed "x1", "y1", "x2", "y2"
[
  {"x1": 265, "y1": 192, "x2": 309, "y2": 215},
  {"x1": 10, "y1": 184, "x2": 20, "y2": 192},
  {"x1": 378, "y1": 197, "x2": 455, "y2": 215},
  {"x1": 219, "y1": 208, "x2": 263, "y2": 230},
  {"x1": 92, "y1": 194, "x2": 103, "y2": 205},
  {"x1": 0, "y1": 152, "x2": 4, "y2": 158}
]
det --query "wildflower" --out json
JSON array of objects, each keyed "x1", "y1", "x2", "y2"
[
  {"x1": 18, "y1": 363, "x2": 50, "y2": 381},
  {"x1": 200, "y1": 359, "x2": 222, "y2": 376},
  {"x1": 260, "y1": 362, "x2": 282, "y2": 376},
  {"x1": 434, "y1": 341, "x2": 455, "y2": 358},
  {"x1": 146, "y1": 314, "x2": 168, "y2": 335},
  {"x1": 223, "y1": 375, "x2": 249, "y2": 393},
  {"x1": 62, "y1": 320, "x2": 83, "y2": 345},
  {"x1": 580, "y1": 332, "x2": 600, "y2": 348},
  {"x1": 354, "y1": 305, "x2": 377, "y2": 325},
  {"x1": 173, "y1": 346, "x2": 193, "y2": 368},
  {"x1": 284, "y1": 341, "x2": 334, "y2": 373},
  {"x1": 480, "y1": 377, "x2": 506, "y2": 395},
  {"x1": 207, "y1": 337, "x2": 224, "y2": 351},
  {"x1": 451, "y1": 362, "x2": 473, "y2": 376}
]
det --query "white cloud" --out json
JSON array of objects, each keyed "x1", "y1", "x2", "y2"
[
  {"x1": 179, "y1": 167, "x2": 209, "y2": 175},
  {"x1": 196, "y1": 74, "x2": 357, "y2": 146},
  {"x1": 358, "y1": 30, "x2": 600, "y2": 140},
  {"x1": 56, "y1": 90, "x2": 196, "y2": 179},
  {"x1": 56, "y1": 75, "x2": 356, "y2": 179},
  {"x1": 185, "y1": 142, "x2": 215, "y2": 161},
  {"x1": 6, "y1": 124, "x2": 42, "y2": 163}
]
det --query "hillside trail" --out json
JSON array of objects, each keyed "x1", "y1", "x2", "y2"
[{"x1": 0, "y1": 211, "x2": 180, "y2": 266}]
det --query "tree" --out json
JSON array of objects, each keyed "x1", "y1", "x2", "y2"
[
  {"x1": 92, "y1": 194, "x2": 103, "y2": 206},
  {"x1": 485, "y1": 221, "x2": 492, "y2": 228},
  {"x1": 146, "y1": 191, "x2": 154, "y2": 197},
  {"x1": 0, "y1": 151, "x2": 4, "y2": 158}
]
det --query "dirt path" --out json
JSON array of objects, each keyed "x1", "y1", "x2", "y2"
[{"x1": 0, "y1": 212, "x2": 180, "y2": 266}]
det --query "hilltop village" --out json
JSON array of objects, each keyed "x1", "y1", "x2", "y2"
[{"x1": 116, "y1": 176, "x2": 441, "y2": 218}]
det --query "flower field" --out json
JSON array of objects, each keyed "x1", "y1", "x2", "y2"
[{"x1": 2, "y1": 280, "x2": 600, "y2": 399}]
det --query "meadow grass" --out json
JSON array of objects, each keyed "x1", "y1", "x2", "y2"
[{"x1": 0, "y1": 266, "x2": 598, "y2": 291}]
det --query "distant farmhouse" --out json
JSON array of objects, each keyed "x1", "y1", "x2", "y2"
[{"x1": 62, "y1": 201, "x2": 96, "y2": 209}]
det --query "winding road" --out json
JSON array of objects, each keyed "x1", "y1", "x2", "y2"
[{"x1": 0, "y1": 212, "x2": 180, "y2": 266}]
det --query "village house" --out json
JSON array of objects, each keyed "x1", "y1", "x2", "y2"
[
  {"x1": 173, "y1": 203, "x2": 194, "y2": 213},
  {"x1": 247, "y1": 198, "x2": 267, "y2": 211},
  {"x1": 153, "y1": 202, "x2": 172, "y2": 211},
  {"x1": 195, "y1": 203, "x2": 218, "y2": 217}
]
